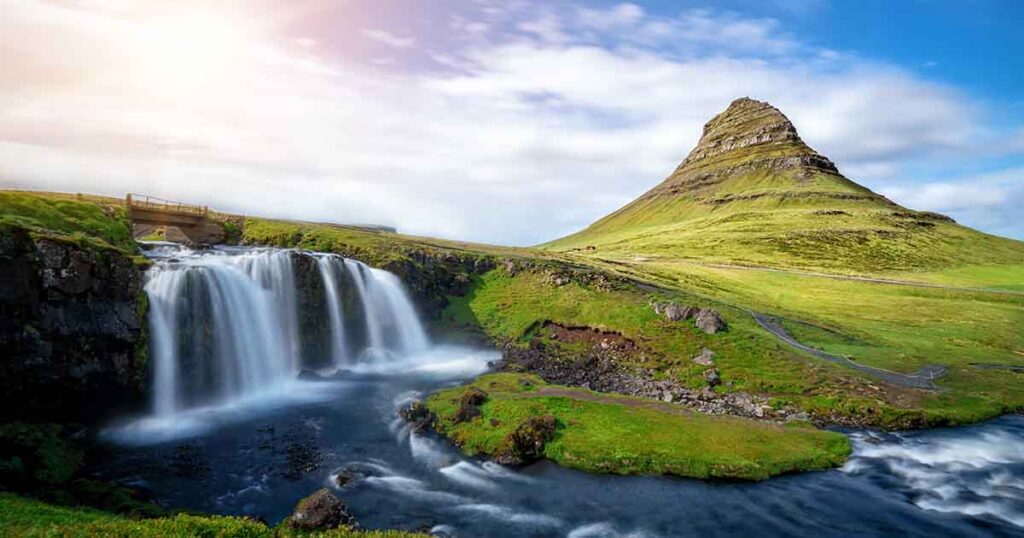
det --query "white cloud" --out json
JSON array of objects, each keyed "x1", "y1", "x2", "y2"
[
  {"x1": 880, "y1": 168, "x2": 1024, "y2": 238},
  {"x1": 0, "y1": 0, "x2": 1022, "y2": 245},
  {"x1": 360, "y1": 28, "x2": 415, "y2": 49}
]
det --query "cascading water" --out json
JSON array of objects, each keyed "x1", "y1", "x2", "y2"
[
  {"x1": 315, "y1": 255, "x2": 348, "y2": 366},
  {"x1": 343, "y1": 258, "x2": 430, "y2": 359},
  {"x1": 142, "y1": 245, "x2": 429, "y2": 418}
]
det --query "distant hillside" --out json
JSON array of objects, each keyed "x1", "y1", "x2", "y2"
[{"x1": 543, "y1": 98, "x2": 1024, "y2": 274}]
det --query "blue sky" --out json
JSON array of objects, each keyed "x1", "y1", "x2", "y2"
[{"x1": 1, "y1": 0, "x2": 1022, "y2": 244}]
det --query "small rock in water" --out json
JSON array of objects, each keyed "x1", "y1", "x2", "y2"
[
  {"x1": 288, "y1": 488, "x2": 356, "y2": 531},
  {"x1": 399, "y1": 400, "x2": 436, "y2": 432},
  {"x1": 333, "y1": 466, "x2": 367, "y2": 488}
]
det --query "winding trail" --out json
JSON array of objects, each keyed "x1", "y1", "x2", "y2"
[{"x1": 751, "y1": 312, "x2": 947, "y2": 390}]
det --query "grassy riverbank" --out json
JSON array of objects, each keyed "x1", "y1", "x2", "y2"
[
  {"x1": 0, "y1": 494, "x2": 428, "y2": 537},
  {"x1": 426, "y1": 373, "x2": 851, "y2": 481}
]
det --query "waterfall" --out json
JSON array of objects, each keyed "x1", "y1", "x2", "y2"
[
  {"x1": 343, "y1": 259, "x2": 430, "y2": 358},
  {"x1": 316, "y1": 255, "x2": 348, "y2": 367},
  {"x1": 143, "y1": 246, "x2": 429, "y2": 416}
]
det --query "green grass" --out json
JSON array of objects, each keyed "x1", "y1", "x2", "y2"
[
  {"x1": 445, "y1": 267, "x2": 1024, "y2": 427},
  {"x1": 0, "y1": 191, "x2": 137, "y2": 253},
  {"x1": 426, "y1": 373, "x2": 850, "y2": 481},
  {"x1": 0, "y1": 494, "x2": 429, "y2": 538}
]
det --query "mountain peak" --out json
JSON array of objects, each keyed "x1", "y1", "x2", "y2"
[{"x1": 681, "y1": 97, "x2": 805, "y2": 167}]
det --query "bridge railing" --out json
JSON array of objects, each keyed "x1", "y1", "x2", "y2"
[{"x1": 126, "y1": 193, "x2": 207, "y2": 216}]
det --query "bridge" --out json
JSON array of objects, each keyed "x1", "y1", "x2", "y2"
[{"x1": 126, "y1": 193, "x2": 225, "y2": 244}]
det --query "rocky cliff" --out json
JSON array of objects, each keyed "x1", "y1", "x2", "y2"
[{"x1": 0, "y1": 224, "x2": 147, "y2": 423}]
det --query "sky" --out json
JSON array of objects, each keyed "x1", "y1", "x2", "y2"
[{"x1": 1, "y1": 0, "x2": 1022, "y2": 245}]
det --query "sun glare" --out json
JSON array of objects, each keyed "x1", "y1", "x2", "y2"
[{"x1": 127, "y1": 6, "x2": 259, "y2": 101}]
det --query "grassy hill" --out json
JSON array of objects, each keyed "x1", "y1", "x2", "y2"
[{"x1": 542, "y1": 98, "x2": 1024, "y2": 276}]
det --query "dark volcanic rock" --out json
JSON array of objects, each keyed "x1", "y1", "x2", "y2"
[
  {"x1": 459, "y1": 387, "x2": 489, "y2": 407},
  {"x1": 493, "y1": 415, "x2": 557, "y2": 466},
  {"x1": 333, "y1": 466, "x2": 366, "y2": 488},
  {"x1": 288, "y1": 488, "x2": 356, "y2": 531},
  {"x1": 452, "y1": 387, "x2": 488, "y2": 424},
  {"x1": 453, "y1": 404, "x2": 481, "y2": 424},
  {"x1": 0, "y1": 227, "x2": 146, "y2": 423},
  {"x1": 399, "y1": 400, "x2": 437, "y2": 433}
]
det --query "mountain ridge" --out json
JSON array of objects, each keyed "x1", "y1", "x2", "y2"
[{"x1": 542, "y1": 97, "x2": 1024, "y2": 274}]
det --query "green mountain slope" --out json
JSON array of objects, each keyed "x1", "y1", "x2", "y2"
[{"x1": 543, "y1": 98, "x2": 1024, "y2": 274}]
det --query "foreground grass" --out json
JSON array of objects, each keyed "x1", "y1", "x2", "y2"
[
  {"x1": 0, "y1": 494, "x2": 428, "y2": 538},
  {"x1": 445, "y1": 268, "x2": 1024, "y2": 427},
  {"x1": 427, "y1": 373, "x2": 851, "y2": 481},
  {"x1": 0, "y1": 191, "x2": 136, "y2": 253}
]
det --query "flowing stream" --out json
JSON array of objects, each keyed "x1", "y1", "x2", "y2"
[{"x1": 100, "y1": 245, "x2": 1024, "y2": 537}]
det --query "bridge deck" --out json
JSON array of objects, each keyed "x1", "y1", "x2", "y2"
[{"x1": 126, "y1": 193, "x2": 207, "y2": 217}]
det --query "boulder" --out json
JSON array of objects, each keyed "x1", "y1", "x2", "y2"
[
  {"x1": 692, "y1": 348, "x2": 716, "y2": 366},
  {"x1": 398, "y1": 400, "x2": 436, "y2": 432},
  {"x1": 459, "y1": 387, "x2": 489, "y2": 407},
  {"x1": 333, "y1": 466, "x2": 366, "y2": 488},
  {"x1": 652, "y1": 302, "x2": 698, "y2": 322},
  {"x1": 704, "y1": 368, "x2": 721, "y2": 387},
  {"x1": 694, "y1": 309, "x2": 727, "y2": 334},
  {"x1": 493, "y1": 414, "x2": 557, "y2": 466},
  {"x1": 453, "y1": 404, "x2": 481, "y2": 424},
  {"x1": 452, "y1": 387, "x2": 488, "y2": 424},
  {"x1": 288, "y1": 488, "x2": 356, "y2": 531}
]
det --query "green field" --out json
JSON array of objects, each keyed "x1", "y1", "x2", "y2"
[
  {"x1": 427, "y1": 373, "x2": 850, "y2": 481},
  {"x1": 0, "y1": 191, "x2": 136, "y2": 254},
  {"x1": 0, "y1": 494, "x2": 427, "y2": 538}
]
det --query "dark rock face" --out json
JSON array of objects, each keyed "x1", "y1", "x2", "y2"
[
  {"x1": 493, "y1": 415, "x2": 557, "y2": 466},
  {"x1": 384, "y1": 251, "x2": 496, "y2": 322},
  {"x1": 288, "y1": 488, "x2": 356, "y2": 531},
  {"x1": 0, "y1": 226, "x2": 146, "y2": 422}
]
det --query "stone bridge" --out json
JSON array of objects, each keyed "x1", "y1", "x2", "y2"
[{"x1": 126, "y1": 194, "x2": 225, "y2": 244}]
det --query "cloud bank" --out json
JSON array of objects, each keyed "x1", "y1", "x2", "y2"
[{"x1": 1, "y1": 0, "x2": 1021, "y2": 243}]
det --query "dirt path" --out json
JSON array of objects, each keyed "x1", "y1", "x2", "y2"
[{"x1": 751, "y1": 312, "x2": 946, "y2": 390}]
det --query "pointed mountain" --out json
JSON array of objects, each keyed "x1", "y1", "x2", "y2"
[{"x1": 543, "y1": 98, "x2": 1024, "y2": 274}]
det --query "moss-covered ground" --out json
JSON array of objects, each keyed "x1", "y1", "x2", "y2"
[
  {"x1": 0, "y1": 494, "x2": 428, "y2": 538},
  {"x1": 0, "y1": 191, "x2": 136, "y2": 254},
  {"x1": 426, "y1": 373, "x2": 850, "y2": 481}
]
